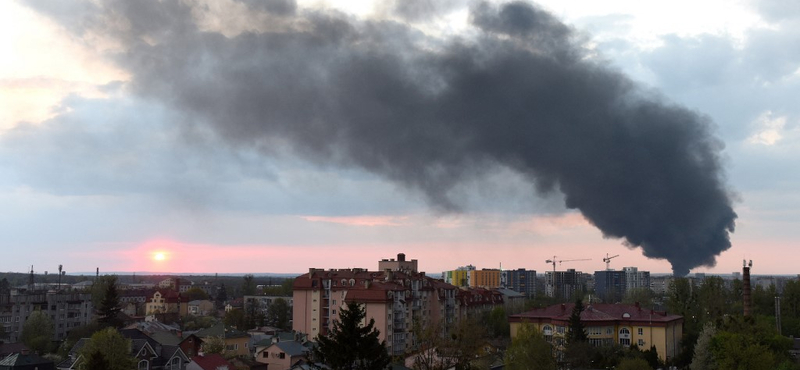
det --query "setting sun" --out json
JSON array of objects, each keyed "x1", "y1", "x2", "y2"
[{"x1": 154, "y1": 252, "x2": 166, "y2": 261}]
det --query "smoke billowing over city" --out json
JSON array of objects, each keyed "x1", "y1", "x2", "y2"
[{"x1": 20, "y1": 0, "x2": 738, "y2": 276}]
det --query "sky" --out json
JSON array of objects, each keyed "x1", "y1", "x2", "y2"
[{"x1": 1, "y1": 0, "x2": 798, "y2": 276}]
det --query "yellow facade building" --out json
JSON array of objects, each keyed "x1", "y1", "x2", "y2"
[{"x1": 509, "y1": 303, "x2": 683, "y2": 362}]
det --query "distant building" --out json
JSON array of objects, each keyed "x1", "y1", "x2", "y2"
[
  {"x1": 623, "y1": 267, "x2": 651, "y2": 292},
  {"x1": 509, "y1": 302, "x2": 683, "y2": 362},
  {"x1": 0, "y1": 290, "x2": 93, "y2": 343},
  {"x1": 650, "y1": 276, "x2": 674, "y2": 296},
  {"x1": 594, "y1": 270, "x2": 626, "y2": 303},
  {"x1": 501, "y1": 269, "x2": 537, "y2": 298},
  {"x1": 469, "y1": 269, "x2": 501, "y2": 289},
  {"x1": 545, "y1": 269, "x2": 585, "y2": 301},
  {"x1": 442, "y1": 265, "x2": 475, "y2": 287},
  {"x1": 378, "y1": 253, "x2": 418, "y2": 273}
]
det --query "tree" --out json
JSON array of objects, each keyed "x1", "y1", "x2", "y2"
[
  {"x1": 215, "y1": 284, "x2": 228, "y2": 309},
  {"x1": 444, "y1": 317, "x2": 487, "y2": 370},
  {"x1": 202, "y1": 335, "x2": 226, "y2": 355},
  {"x1": 82, "y1": 350, "x2": 111, "y2": 370},
  {"x1": 697, "y1": 277, "x2": 727, "y2": 322},
  {"x1": 224, "y1": 309, "x2": 246, "y2": 329},
  {"x1": 21, "y1": 310, "x2": 54, "y2": 354},
  {"x1": 505, "y1": 323, "x2": 555, "y2": 370},
  {"x1": 690, "y1": 322, "x2": 717, "y2": 370},
  {"x1": 622, "y1": 287, "x2": 655, "y2": 309},
  {"x1": 566, "y1": 300, "x2": 587, "y2": 344},
  {"x1": 313, "y1": 301, "x2": 390, "y2": 370},
  {"x1": 267, "y1": 298, "x2": 292, "y2": 330},
  {"x1": 242, "y1": 274, "x2": 256, "y2": 296},
  {"x1": 411, "y1": 319, "x2": 455, "y2": 370},
  {"x1": 78, "y1": 327, "x2": 136, "y2": 370},
  {"x1": 183, "y1": 287, "x2": 210, "y2": 301},
  {"x1": 90, "y1": 275, "x2": 117, "y2": 307},
  {"x1": 97, "y1": 275, "x2": 122, "y2": 328},
  {"x1": 483, "y1": 306, "x2": 510, "y2": 339}
]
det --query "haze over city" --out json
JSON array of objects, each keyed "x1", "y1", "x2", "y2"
[{"x1": 2, "y1": 0, "x2": 799, "y2": 276}]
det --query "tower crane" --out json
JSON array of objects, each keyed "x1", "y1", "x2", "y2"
[
  {"x1": 545, "y1": 256, "x2": 592, "y2": 275},
  {"x1": 603, "y1": 253, "x2": 620, "y2": 270}
]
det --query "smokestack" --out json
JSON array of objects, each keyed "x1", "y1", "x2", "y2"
[{"x1": 743, "y1": 260, "x2": 752, "y2": 317}]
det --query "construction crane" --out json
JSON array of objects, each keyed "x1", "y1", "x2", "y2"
[
  {"x1": 545, "y1": 256, "x2": 592, "y2": 275},
  {"x1": 603, "y1": 253, "x2": 620, "y2": 270}
]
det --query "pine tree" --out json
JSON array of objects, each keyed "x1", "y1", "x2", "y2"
[
  {"x1": 97, "y1": 275, "x2": 122, "y2": 328},
  {"x1": 566, "y1": 300, "x2": 587, "y2": 344},
  {"x1": 313, "y1": 301, "x2": 391, "y2": 370}
]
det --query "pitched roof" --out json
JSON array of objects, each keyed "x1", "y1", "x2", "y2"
[
  {"x1": 272, "y1": 341, "x2": 310, "y2": 357},
  {"x1": 194, "y1": 322, "x2": 250, "y2": 339},
  {"x1": 0, "y1": 343, "x2": 29, "y2": 357},
  {"x1": 0, "y1": 352, "x2": 54, "y2": 367},
  {"x1": 509, "y1": 303, "x2": 683, "y2": 324},
  {"x1": 190, "y1": 353, "x2": 233, "y2": 370}
]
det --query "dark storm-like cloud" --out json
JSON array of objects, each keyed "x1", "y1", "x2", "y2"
[{"x1": 24, "y1": 0, "x2": 737, "y2": 275}]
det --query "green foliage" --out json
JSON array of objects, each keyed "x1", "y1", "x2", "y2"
[
  {"x1": 410, "y1": 319, "x2": 454, "y2": 370},
  {"x1": 242, "y1": 274, "x2": 256, "y2": 296},
  {"x1": 616, "y1": 357, "x2": 652, "y2": 370},
  {"x1": 505, "y1": 323, "x2": 555, "y2": 370},
  {"x1": 59, "y1": 322, "x2": 103, "y2": 357},
  {"x1": 482, "y1": 306, "x2": 509, "y2": 339},
  {"x1": 313, "y1": 301, "x2": 390, "y2": 370},
  {"x1": 183, "y1": 287, "x2": 210, "y2": 301},
  {"x1": 182, "y1": 315, "x2": 218, "y2": 331},
  {"x1": 21, "y1": 310, "x2": 55, "y2": 354},
  {"x1": 698, "y1": 277, "x2": 727, "y2": 323},
  {"x1": 691, "y1": 322, "x2": 717, "y2": 370},
  {"x1": 203, "y1": 335, "x2": 226, "y2": 355},
  {"x1": 261, "y1": 279, "x2": 294, "y2": 296},
  {"x1": 78, "y1": 327, "x2": 136, "y2": 370},
  {"x1": 90, "y1": 275, "x2": 117, "y2": 307},
  {"x1": 622, "y1": 287, "x2": 656, "y2": 309},
  {"x1": 445, "y1": 317, "x2": 488, "y2": 370},
  {"x1": 566, "y1": 300, "x2": 587, "y2": 344},
  {"x1": 82, "y1": 350, "x2": 111, "y2": 370},
  {"x1": 711, "y1": 331, "x2": 775, "y2": 370},
  {"x1": 266, "y1": 298, "x2": 292, "y2": 331},
  {"x1": 224, "y1": 309, "x2": 246, "y2": 329},
  {"x1": 97, "y1": 275, "x2": 122, "y2": 328},
  {"x1": 244, "y1": 299, "x2": 265, "y2": 329}
]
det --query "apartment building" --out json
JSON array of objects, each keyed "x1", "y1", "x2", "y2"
[
  {"x1": 469, "y1": 269, "x2": 501, "y2": 289},
  {"x1": 509, "y1": 302, "x2": 683, "y2": 362},
  {"x1": 293, "y1": 254, "x2": 459, "y2": 356},
  {"x1": 0, "y1": 289, "x2": 93, "y2": 342},
  {"x1": 501, "y1": 268, "x2": 537, "y2": 298},
  {"x1": 545, "y1": 269, "x2": 586, "y2": 300}
]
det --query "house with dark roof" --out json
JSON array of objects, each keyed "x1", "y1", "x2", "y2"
[
  {"x1": 194, "y1": 323, "x2": 250, "y2": 358},
  {"x1": 57, "y1": 329, "x2": 189, "y2": 370},
  {"x1": 0, "y1": 350, "x2": 55, "y2": 370},
  {"x1": 255, "y1": 341, "x2": 310, "y2": 370},
  {"x1": 509, "y1": 302, "x2": 683, "y2": 362}
]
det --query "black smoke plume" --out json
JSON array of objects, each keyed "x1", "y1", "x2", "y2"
[{"x1": 26, "y1": 0, "x2": 736, "y2": 275}]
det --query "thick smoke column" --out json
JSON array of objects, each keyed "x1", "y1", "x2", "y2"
[{"x1": 28, "y1": 0, "x2": 736, "y2": 275}]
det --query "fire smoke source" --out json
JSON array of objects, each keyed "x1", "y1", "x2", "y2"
[{"x1": 26, "y1": 0, "x2": 737, "y2": 275}]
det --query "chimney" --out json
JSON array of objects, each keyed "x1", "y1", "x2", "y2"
[
  {"x1": 398, "y1": 253, "x2": 406, "y2": 262},
  {"x1": 743, "y1": 260, "x2": 752, "y2": 317}
]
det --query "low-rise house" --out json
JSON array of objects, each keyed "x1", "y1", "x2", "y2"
[
  {"x1": 0, "y1": 349, "x2": 55, "y2": 370},
  {"x1": 187, "y1": 300, "x2": 215, "y2": 316},
  {"x1": 146, "y1": 289, "x2": 188, "y2": 317},
  {"x1": 179, "y1": 334, "x2": 204, "y2": 358},
  {"x1": 186, "y1": 354, "x2": 233, "y2": 370},
  {"x1": 195, "y1": 323, "x2": 250, "y2": 358},
  {"x1": 255, "y1": 341, "x2": 310, "y2": 370},
  {"x1": 58, "y1": 329, "x2": 190, "y2": 370}
]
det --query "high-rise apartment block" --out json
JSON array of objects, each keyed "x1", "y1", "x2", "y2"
[
  {"x1": 442, "y1": 265, "x2": 475, "y2": 287},
  {"x1": 293, "y1": 254, "x2": 460, "y2": 356},
  {"x1": 501, "y1": 269, "x2": 537, "y2": 298},
  {"x1": 545, "y1": 269, "x2": 586, "y2": 300},
  {"x1": 469, "y1": 269, "x2": 501, "y2": 289}
]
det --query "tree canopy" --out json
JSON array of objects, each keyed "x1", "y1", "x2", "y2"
[
  {"x1": 21, "y1": 310, "x2": 54, "y2": 354},
  {"x1": 505, "y1": 323, "x2": 555, "y2": 370},
  {"x1": 78, "y1": 327, "x2": 136, "y2": 370},
  {"x1": 97, "y1": 275, "x2": 122, "y2": 328}
]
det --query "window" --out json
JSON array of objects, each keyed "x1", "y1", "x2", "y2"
[
  {"x1": 620, "y1": 338, "x2": 631, "y2": 346},
  {"x1": 556, "y1": 326, "x2": 565, "y2": 334},
  {"x1": 138, "y1": 360, "x2": 149, "y2": 370},
  {"x1": 279, "y1": 353, "x2": 286, "y2": 359},
  {"x1": 638, "y1": 339, "x2": 645, "y2": 346},
  {"x1": 638, "y1": 328, "x2": 643, "y2": 335}
]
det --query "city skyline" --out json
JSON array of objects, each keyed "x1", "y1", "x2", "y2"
[{"x1": 2, "y1": 0, "x2": 799, "y2": 275}]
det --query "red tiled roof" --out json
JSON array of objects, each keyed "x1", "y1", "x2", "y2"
[
  {"x1": 510, "y1": 303, "x2": 683, "y2": 324},
  {"x1": 191, "y1": 353, "x2": 233, "y2": 370}
]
